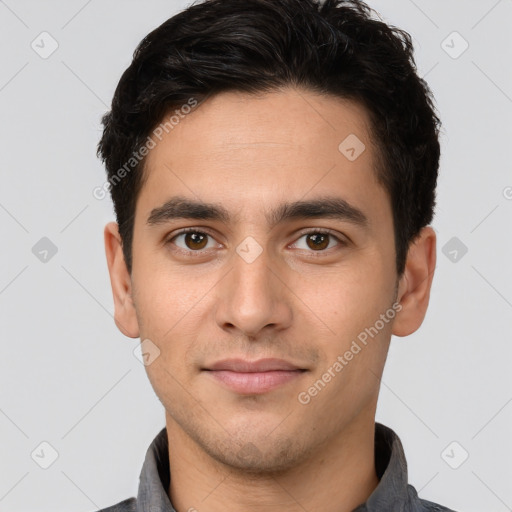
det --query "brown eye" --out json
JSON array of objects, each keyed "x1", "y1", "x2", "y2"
[
  {"x1": 306, "y1": 233, "x2": 330, "y2": 251},
  {"x1": 170, "y1": 230, "x2": 216, "y2": 252},
  {"x1": 184, "y1": 232, "x2": 208, "y2": 250},
  {"x1": 290, "y1": 230, "x2": 343, "y2": 253}
]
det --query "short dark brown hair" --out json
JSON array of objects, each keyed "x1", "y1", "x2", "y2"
[{"x1": 97, "y1": 0, "x2": 441, "y2": 275}]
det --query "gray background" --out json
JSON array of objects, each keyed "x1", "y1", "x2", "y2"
[{"x1": 0, "y1": 0, "x2": 511, "y2": 511}]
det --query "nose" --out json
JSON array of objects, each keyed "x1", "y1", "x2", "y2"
[{"x1": 214, "y1": 244, "x2": 293, "y2": 339}]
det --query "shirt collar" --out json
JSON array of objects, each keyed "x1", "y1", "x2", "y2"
[
  {"x1": 136, "y1": 427, "x2": 174, "y2": 511},
  {"x1": 353, "y1": 422, "x2": 411, "y2": 511},
  {"x1": 136, "y1": 422, "x2": 411, "y2": 512}
]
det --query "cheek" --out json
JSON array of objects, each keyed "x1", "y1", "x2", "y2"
[
  {"x1": 133, "y1": 259, "x2": 210, "y2": 332},
  {"x1": 132, "y1": 265, "x2": 213, "y2": 374},
  {"x1": 293, "y1": 258, "x2": 393, "y2": 335}
]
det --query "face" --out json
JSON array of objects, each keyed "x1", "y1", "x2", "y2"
[{"x1": 105, "y1": 87, "x2": 432, "y2": 473}]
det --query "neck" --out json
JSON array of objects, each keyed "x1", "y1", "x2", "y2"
[{"x1": 165, "y1": 413, "x2": 379, "y2": 512}]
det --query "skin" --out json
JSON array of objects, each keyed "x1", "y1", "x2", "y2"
[{"x1": 104, "y1": 87, "x2": 436, "y2": 512}]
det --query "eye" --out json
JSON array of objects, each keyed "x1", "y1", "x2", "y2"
[
  {"x1": 168, "y1": 229, "x2": 219, "y2": 252},
  {"x1": 166, "y1": 228, "x2": 346, "y2": 256},
  {"x1": 290, "y1": 230, "x2": 344, "y2": 252}
]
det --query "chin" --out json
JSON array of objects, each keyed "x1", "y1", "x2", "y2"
[{"x1": 199, "y1": 429, "x2": 314, "y2": 476}]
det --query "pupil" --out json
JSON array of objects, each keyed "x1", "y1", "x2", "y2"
[
  {"x1": 308, "y1": 233, "x2": 328, "y2": 250},
  {"x1": 186, "y1": 232, "x2": 207, "y2": 249}
]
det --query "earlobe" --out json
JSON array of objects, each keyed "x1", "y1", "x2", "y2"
[
  {"x1": 104, "y1": 222, "x2": 140, "y2": 338},
  {"x1": 392, "y1": 226, "x2": 436, "y2": 337}
]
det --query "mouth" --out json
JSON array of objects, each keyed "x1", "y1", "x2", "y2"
[{"x1": 202, "y1": 358, "x2": 307, "y2": 394}]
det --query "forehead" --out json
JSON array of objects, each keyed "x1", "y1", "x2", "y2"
[
  {"x1": 148, "y1": 88, "x2": 374, "y2": 162},
  {"x1": 136, "y1": 87, "x2": 389, "y2": 227}
]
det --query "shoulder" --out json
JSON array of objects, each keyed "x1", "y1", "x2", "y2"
[
  {"x1": 408, "y1": 485, "x2": 458, "y2": 512},
  {"x1": 94, "y1": 497, "x2": 136, "y2": 512}
]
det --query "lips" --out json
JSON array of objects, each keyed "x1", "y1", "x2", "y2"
[
  {"x1": 205, "y1": 358, "x2": 303, "y2": 373},
  {"x1": 203, "y1": 358, "x2": 307, "y2": 394}
]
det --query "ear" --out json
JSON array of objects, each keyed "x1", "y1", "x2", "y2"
[
  {"x1": 392, "y1": 226, "x2": 436, "y2": 337},
  {"x1": 104, "y1": 222, "x2": 140, "y2": 338}
]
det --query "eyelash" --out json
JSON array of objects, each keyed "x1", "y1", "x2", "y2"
[{"x1": 165, "y1": 227, "x2": 347, "y2": 257}]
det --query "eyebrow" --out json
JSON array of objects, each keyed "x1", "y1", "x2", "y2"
[{"x1": 147, "y1": 195, "x2": 369, "y2": 229}]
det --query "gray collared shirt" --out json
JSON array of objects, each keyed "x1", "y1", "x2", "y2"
[{"x1": 97, "y1": 422, "x2": 456, "y2": 512}]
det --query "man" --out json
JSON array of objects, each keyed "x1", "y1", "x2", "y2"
[{"x1": 97, "y1": 0, "x2": 455, "y2": 510}]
